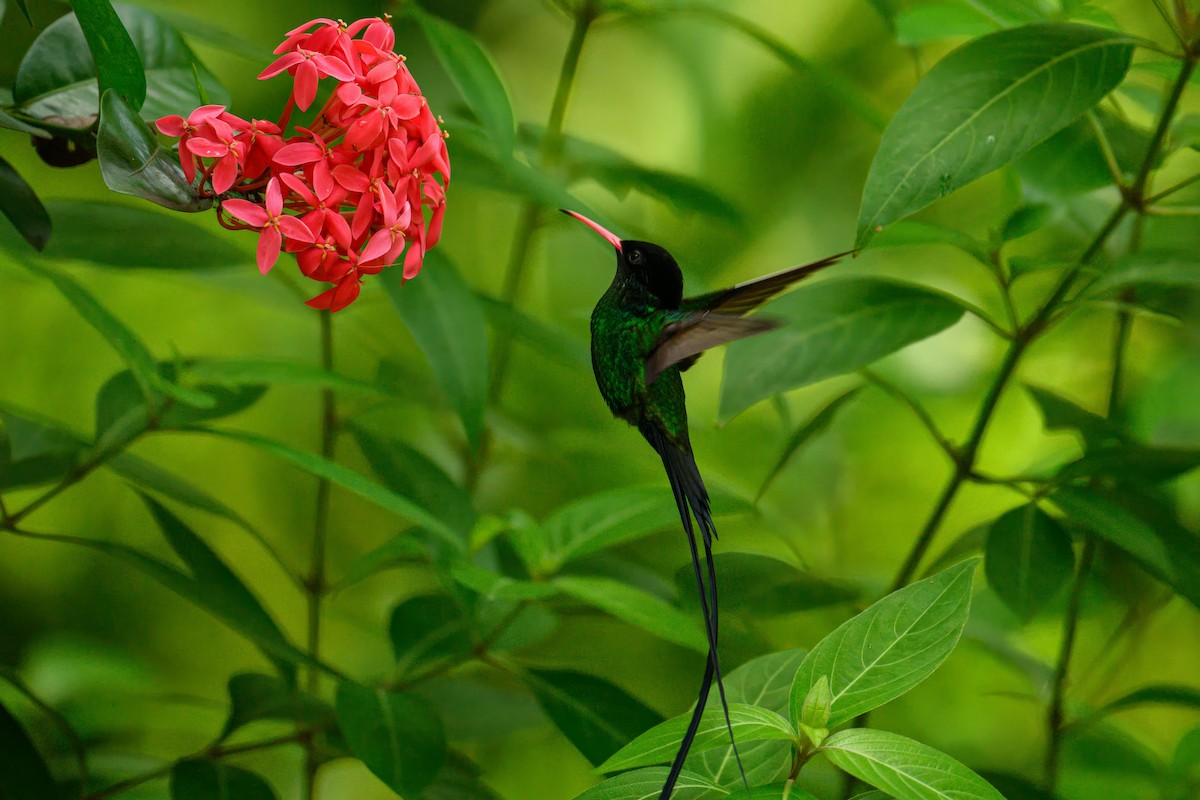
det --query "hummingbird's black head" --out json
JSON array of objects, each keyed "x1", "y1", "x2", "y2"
[{"x1": 561, "y1": 210, "x2": 683, "y2": 309}]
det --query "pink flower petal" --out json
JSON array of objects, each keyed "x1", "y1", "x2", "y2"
[
  {"x1": 258, "y1": 51, "x2": 304, "y2": 80},
  {"x1": 279, "y1": 172, "x2": 318, "y2": 205},
  {"x1": 403, "y1": 241, "x2": 424, "y2": 279},
  {"x1": 330, "y1": 278, "x2": 361, "y2": 311},
  {"x1": 156, "y1": 115, "x2": 186, "y2": 137},
  {"x1": 278, "y1": 215, "x2": 318, "y2": 243},
  {"x1": 360, "y1": 228, "x2": 393, "y2": 263},
  {"x1": 294, "y1": 59, "x2": 319, "y2": 110},
  {"x1": 222, "y1": 199, "x2": 270, "y2": 227},
  {"x1": 185, "y1": 138, "x2": 228, "y2": 158},
  {"x1": 326, "y1": 212, "x2": 353, "y2": 250},
  {"x1": 212, "y1": 156, "x2": 239, "y2": 194},
  {"x1": 316, "y1": 53, "x2": 355, "y2": 81},
  {"x1": 313, "y1": 159, "x2": 335, "y2": 200},
  {"x1": 305, "y1": 286, "x2": 337, "y2": 310},
  {"x1": 392, "y1": 94, "x2": 424, "y2": 120},
  {"x1": 332, "y1": 164, "x2": 370, "y2": 193},
  {"x1": 257, "y1": 226, "x2": 283, "y2": 274},
  {"x1": 265, "y1": 177, "x2": 283, "y2": 216},
  {"x1": 427, "y1": 202, "x2": 445, "y2": 249},
  {"x1": 345, "y1": 113, "x2": 382, "y2": 151},
  {"x1": 273, "y1": 142, "x2": 323, "y2": 166}
]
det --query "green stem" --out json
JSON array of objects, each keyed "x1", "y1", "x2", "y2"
[
  {"x1": 470, "y1": 3, "x2": 597, "y2": 487},
  {"x1": 862, "y1": 369, "x2": 957, "y2": 463},
  {"x1": 1131, "y1": 55, "x2": 1197, "y2": 199},
  {"x1": 304, "y1": 309, "x2": 337, "y2": 799},
  {"x1": 1044, "y1": 537, "x2": 1095, "y2": 790}
]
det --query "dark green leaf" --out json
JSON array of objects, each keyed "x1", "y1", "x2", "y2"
[
  {"x1": 724, "y1": 786, "x2": 822, "y2": 800},
  {"x1": 350, "y1": 425, "x2": 476, "y2": 540},
  {"x1": 895, "y1": 3, "x2": 999, "y2": 46},
  {"x1": 985, "y1": 504, "x2": 1075, "y2": 621},
  {"x1": 98, "y1": 90, "x2": 210, "y2": 211},
  {"x1": 169, "y1": 759, "x2": 277, "y2": 800},
  {"x1": 1051, "y1": 486, "x2": 1200, "y2": 609},
  {"x1": 108, "y1": 450, "x2": 255, "y2": 532},
  {"x1": 674, "y1": 552, "x2": 858, "y2": 616},
  {"x1": 1026, "y1": 385, "x2": 1121, "y2": 447},
  {"x1": 385, "y1": 251, "x2": 488, "y2": 450},
  {"x1": 598, "y1": 704, "x2": 796, "y2": 772},
  {"x1": 335, "y1": 533, "x2": 427, "y2": 590},
  {"x1": 720, "y1": 279, "x2": 965, "y2": 421},
  {"x1": 187, "y1": 359, "x2": 389, "y2": 395},
  {"x1": 148, "y1": 8, "x2": 276, "y2": 62},
  {"x1": 1001, "y1": 203, "x2": 1054, "y2": 241},
  {"x1": 390, "y1": 594, "x2": 473, "y2": 669},
  {"x1": 553, "y1": 575, "x2": 706, "y2": 652},
  {"x1": 335, "y1": 680, "x2": 447, "y2": 797},
  {"x1": 1092, "y1": 684, "x2": 1200, "y2": 719},
  {"x1": 525, "y1": 669, "x2": 662, "y2": 766},
  {"x1": 821, "y1": 728, "x2": 1004, "y2": 800},
  {"x1": 922, "y1": 523, "x2": 989, "y2": 577},
  {"x1": 1057, "y1": 444, "x2": 1200, "y2": 485},
  {"x1": 857, "y1": 24, "x2": 1134, "y2": 245},
  {"x1": 140, "y1": 494, "x2": 301, "y2": 678},
  {"x1": 221, "y1": 673, "x2": 331, "y2": 738},
  {"x1": 196, "y1": 427, "x2": 463, "y2": 548},
  {"x1": 0, "y1": 200, "x2": 240, "y2": 268},
  {"x1": 0, "y1": 700, "x2": 57, "y2": 800},
  {"x1": 1017, "y1": 110, "x2": 1153, "y2": 195},
  {"x1": 976, "y1": 772, "x2": 1060, "y2": 800},
  {"x1": 11, "y1": 0, "x2": 33, "y2": 25},
  {"x1": 0, "y1": 406, "x2": 82, "y2": 490},
  {"x1": 69, "y1": 0, "x2": 147, "y2": 110},
  {"x1": 95, "y1": 362, "x2": 265, "y2": 440},
  {"x1": 790, "y1": 560, "x2": 977, "y2": 727},
  {"x1": 0, "y1": 155, "x2": 50, "y2": 251},
  {"x1": 571, "y1": 767, "x2": 724, "y2": 800},
  {"x1": 0, "y1": 107, "x2": 51, "y2": 138},
  {"x1": 757, "y1": 387, "x2": 862, "y2": 499},
  {"x1": 420, "y1": 749, "x2": 506, "y2": 800},
  {"x1": 15, "y1": 3, "x2": 225, "y2": 126},
  {"x1": 412, "y1": 5, "x2": 515, "y2": 155},
  {"x1": 545, "y1": 487, "x2": 692, "y2": 566},
  {"x1": 476, "y1": 294, "x2": 589, "y2": 368},
  {"x1": 864, "y1": 219, "x2": 990, "y2": 262},
  {"x1": 1088, "y1": 253, "x2": 1200, "y2": 296}
]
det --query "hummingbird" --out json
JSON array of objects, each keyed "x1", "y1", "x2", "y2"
[{"x1": 561, "y1": 209, "x2": 849, "y2": 799}]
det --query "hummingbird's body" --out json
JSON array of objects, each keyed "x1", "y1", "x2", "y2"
[{"x1": 564, "y1": 210, "x2": 848, "y2": 800}]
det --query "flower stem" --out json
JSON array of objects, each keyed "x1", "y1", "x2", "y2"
[
  {"x1": 471, "y1": 2, "x2": 597, "y2": 486},
  {"x1": 304, "y1": 309, "x2": 337, "y2": 798}
]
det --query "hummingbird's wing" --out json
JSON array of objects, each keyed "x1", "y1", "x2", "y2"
[
  {"x1": 680, "y1": 250, "x2": 853, "y2": 315},
  {"x1": 644, "y1": 313, "x2": 777, "y2": 385}
]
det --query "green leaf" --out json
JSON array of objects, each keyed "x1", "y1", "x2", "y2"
[
  {"x1": 1026, "y1": 385, "x2": 1120, "y2": 447},
  {"x1": 139, "y1": 494, "x2": 301, "y2": 678},
  {"x1": 724, "y1": 786, "x2": 822, "y2": 800},
  {"x1": 572, "y1": 767, "x2": 725, "y2": 800},
  {"x1": 0, "y1": 406, "x2": 82, "y2": 490},
  {"x1": 34, "y1": 263, "x2": 162, "y2": 408},
  {"x1": 545, "y1": 486, "x2": 751, "y2": 566},
  {"x1": 0, "y1": 700, "x2": 57, "y2": 800},
  {"x1": 1057, "y1": 445, "x2": 1200, "y2": 485},
  {"x1": 0, "y1": 106, "x2": 51, "y2": 138},
  {"x1": 108, "y1": 450, "x2": 256, "y2": 533},
  {"x1": 335, "y1": 533, "x2": 427, "y2": 590},
  {"x1": 1001, "y1": 203, "x2": 1054, "y2": 241},
  {"x1": 15, "y1": 3, "x2": 225, "y2": 127},
  {"x1": 0, "y1": 200, "x2": 240, "y2": 268},
  {"x1": 350, "y1": 425, "x2": 476, "y2": 541},
  {"x1": 335, "y1": 681, "x2": 447, "y2": 797},
  {"x1": 800, "y1": 675, "x2": 833, "y2": 733},
  {"x1": 720, "y1": 279, "x2": 965, "y2": 421},
  {"x1": 186, "y1": 358, "x2": 390, "y2": 396},
  {"x1": 196, "y1": 427, "x2": 463, "y2": 549},
  {"x1": 1016, "y1": 110, "x2": 1153, "y2": 195},
  {"x1": 11, "y1": 0, "x2": 33, "y2": 25},
  {"x1": 598, "y1": 704, "x2": 796, "y2": 772},
  {"x1": 0, "y1": 156, "x2": 50, "y2": 252},
  {"x1": 169, "y1": 759, "x2": 277, "y2": 800},
  {"x1": 553, "y1": 575, "x2": 707, "y2": 652},
  {"x1": 984, "y1": 504, "x2": 1075, "y2": 621},
  {"x1": 821, "y1": 728, "x2": 1004, "y2": 800},
  {"x1": 758, "y1": 387, "x2": 862, "y2": 500},
  {"x1": 147, "y1": 8, "x2": 276, "y2": 63},
  {"x1": 95, "y1": 362, "x2": 265, "y2": 440},
  {"x1": 1050, "y1": 486, "x2": 1200, "y2": 608},
  {"x1": 1088, "y1": 253, "x2": 1200, "y2": 296},
  {"x1": 221, "y1": 672, "x2": 331, "y2": 739},
  {"x1": 447, "y1": 559, "x2": 559, "y2": 602},
  {"x1": 390, "y1": 594, "x2": 473, "y2": 670},
  {"x1": 976, "y1": 773, "x2": 1059, "y2": 800},
  {"x1": 524, "y1": 669, "x2": 663, "y2": 766},
  {"x1": 98, "y1": 89, "x2": 210, "y2": 211},
  {"x1": 1091, "y1": 684, "x2": 1200, "y2": 720},
  {"x1": 385, "y1": 251, "x2": 488, "y2": 450},
  {"x1": 69, "y1": 0, "x2": 147, "y2": 110},
  {"x1": 476, "y1": 294, "x2": 589, "y2": 368},
  {"x1": 863, "y1": 219, "x2": 989, "y2": 263},
  {"x1": 411, "y1": 5, "x2": 515, "y2": 156},
  {"x1": 790, "y1": 560, "x2": 977, "y2": 728},
  {"x1": 848, "y1": 793, "x2": 894, "y2": 800},
  {"x1": 674, "y1": 552, "x2": 858, "y2": 616},
  {"x1": 420, "y1": 749, "x2": 507, "y2": 800},
  {"x1": 691, "y1": 648, "x2": 807, "y2": 788},
  {"x1": 894, "y1": 3, "x2": 999, "y2": 46},
  {"x1": 857, "y1": 23, "x2": 1134, "y2": 245}
]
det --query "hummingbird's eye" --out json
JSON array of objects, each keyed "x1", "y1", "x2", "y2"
[{"x1": 629, "y1": 250, "x2": 644, "y2": 265}]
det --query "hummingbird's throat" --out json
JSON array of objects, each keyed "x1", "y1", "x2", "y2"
[{"x1": 561, "y1": 209, "x2": 623, "y2": 252}]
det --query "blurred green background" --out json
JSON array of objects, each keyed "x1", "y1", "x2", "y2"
[{"x1": 1, "y1": 1, "x2": 1199, "y2": 799}]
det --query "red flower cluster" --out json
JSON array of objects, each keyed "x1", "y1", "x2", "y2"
[{"x1": 156, "y1": 16, "x2": 450, "y2": 311}]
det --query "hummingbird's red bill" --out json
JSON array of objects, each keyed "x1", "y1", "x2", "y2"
[{"x1": 561, "y1": 209, "x2": 622, "y2": 252}]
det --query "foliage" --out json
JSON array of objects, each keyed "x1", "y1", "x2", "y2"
[{"x1": 2, "y1": 1, "x2": 1200, "y2": 800}]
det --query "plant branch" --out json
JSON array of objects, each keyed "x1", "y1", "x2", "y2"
[
  {"x1": 0, "y1": 665, "x2": 89, "y2": 796},
  {"x1": 1086, "y1": 110, "x2": 1126, "y2": 189},
  {"x1": 1147, "y1": 171, "x2": 1200, "y2": 203},
  {"x1": 1044, "y1": 537, "x2": 1095, "y2": 790},
  {"x1": 861, "y1": 369, "x2": 958, "y2": 463},
  {"x1": 303, "y1": 309, "x2": 337, "y2": 800}
]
